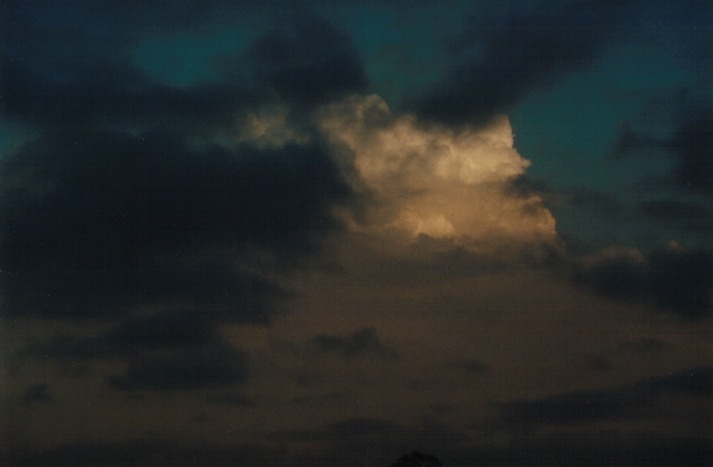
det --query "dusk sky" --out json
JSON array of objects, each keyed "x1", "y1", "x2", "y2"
[{"x1": 2, "y1": 1, "x2": 712, "y2": 465}]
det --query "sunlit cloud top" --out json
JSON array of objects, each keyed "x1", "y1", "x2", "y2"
[{"x1": 319, "y1": 94, "x2": 558, "y2": 253}]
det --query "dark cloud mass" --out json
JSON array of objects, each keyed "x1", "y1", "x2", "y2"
[
  {"x1": 27, "y1": 311, "x2": 220, "y2": 360},
  {"x1": 1, "y1": 1, "x2": 264, "y2": 130},
  {"x1": 666, "y1": 111, "x2": 713, "y2": 193},
  {"x1": 108, "y1": 341, "x2": 248, "y2": 391},
  {"x1": 235, "y1": 15, "x2": 369, "y2": 108},
  {"x1": 1, "y1": 3, "x2": 353, "y2": 398},
  {"x1": 416, "y1": 0, "x2": 638, "y2": 124},
  {"x1": 637, "y1": 199, "x2": 711, "y2": 234},
  {"x1": 2, "y1": 62, "x2": 261, "y2": 131},
  {"x1": 24, "y1": 311, "x2": 252, "y2": 391},
  {"x1": 2, "y1": 131, "x2": 347, "y2": 319},
  {"x1": 499, "y1": 366, "x2": 712, "y2": 429},
  {"x1": 574, "y1": 246, "x2": 713, "y2": 319}
]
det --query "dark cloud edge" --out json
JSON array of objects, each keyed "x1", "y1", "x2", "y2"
[
  {"x1": 494, "y1": 366, "x2": 713, "y2": 429},
  {"x1": 410, "y1": 0, "x2": 643, "y2": 126},
  {"x1": 570, "y1": 245, "x2": 713, "y2": 320}
]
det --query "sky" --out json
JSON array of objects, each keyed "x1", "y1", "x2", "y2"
[{"x1": 1, "y1": 1, "x2": 711, "y2": 465}]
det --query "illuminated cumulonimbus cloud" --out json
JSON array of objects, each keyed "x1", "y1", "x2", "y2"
[{"x1": 317, "y1": 95, "x2": 558, "y2": 253}]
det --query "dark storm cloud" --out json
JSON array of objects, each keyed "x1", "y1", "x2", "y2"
[
  {"x1": 1, "y1": 0, "x2": 266, "y2": 50},
  {"x1": 2, "y1": 59, "x2": 262, "y2": 130},
  {"x1": 1, "y1": 1, "x2": 264, "y2": 130},
  {"x1": 565, "y1": 187, "x2": 711, "y2": 240},
  {"x1": 415, "y1": 0, "x2": 638, "y2": 124},
  {"x1": 1, "y1": 3, "x2": 262, "y2": 132},
  {"x1": 2, "y1": 2, "x2": 365, "y2": 131},
  {"x1": 309, "y1": 327, "x2": 398, "y2": 359},
  {"x1": 1, "y1": 0, "x2": 360, "y2": 402},
  {"x1": 2, "y1": 4, "x2": 354, "y2": 326},
  {"x1": 106, "y1": 311, "x2": 216, "y2": 350},
  {"x1": 222, "y1": 15, "x2": 368, "y2": 108},
  {"x1": 2, "y1": 0, "x2": 353, "y2": 310},
  {"x1": 612, "y1": 110, "x2": 713, "y2": 193},
  {"x1": 24, "y1": 311, "x2": 254, "y2": 392},
  {"x1": 574, "y1": 247, "x2": 712, "y2": 319},
  {"x1": 499, "y1": 366, "x2": 712, "y2": 429},
  {"x1": 2, "y1": 130, "x2": 347, "y2": 319}
]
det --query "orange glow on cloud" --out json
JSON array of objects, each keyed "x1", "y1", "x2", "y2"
[{"x1": 318, "y1": 95, "x2": 558, "y2": 253}]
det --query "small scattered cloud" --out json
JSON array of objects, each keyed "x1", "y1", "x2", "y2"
[
  {"x1": 309, "y1": 327, "x2": 398, "y2": 360},
  {"x1": 445, "y1": 358, "x2": 490, "y2": 375},
  {"x1": 289, "y1": 392, "x2": 340, "y2": 405},
  {"x1": 206, "y1": 392, "x2": 255, "y2": 406},
  {"x1": 22, "y1": 383, "x2": 54, "y2": 404},
  {"x1": 585, "y1": 356, "x2": 613, "y2": 371},
  {"x1": 616, "y1": 338, "x2": 667, "y2": 353},
  {"x1": 612, "y1": 110, "x2": 713, "y2": 194},
  {"x1": 568, "y1": 189, "x2": 626, "y2": 221},
  {"x1": 585, "y1": 338, "x2": 668, "y2": 371}
]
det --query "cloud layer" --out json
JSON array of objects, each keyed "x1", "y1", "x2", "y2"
[{"x1": 2, "y1": 2, "x2": 710, "y2": 466}]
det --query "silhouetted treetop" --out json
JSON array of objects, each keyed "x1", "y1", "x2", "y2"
[{"x1": 392, "y1": 451, "x2": 443, "y2": 466}]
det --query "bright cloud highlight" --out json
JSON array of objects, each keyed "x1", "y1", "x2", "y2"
[{"x1": 318, "y1": 95, "x2": 558, "y2": 253}]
